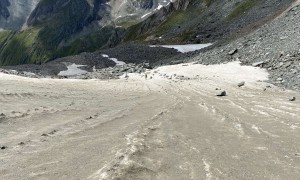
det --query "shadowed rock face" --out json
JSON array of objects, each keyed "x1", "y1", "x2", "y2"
[
  {"x1": 0, "y1": 0, "x2": 171, "y2": 31},
  {"x1": 27, "y1": 0, "x2": 108, "y2": 27},
  {"x1": 0, "y1": 0, "x2": 40, "y2": 30},
  {"x1": 0, "y1": 0, "x2": 10, "y2": 20}
]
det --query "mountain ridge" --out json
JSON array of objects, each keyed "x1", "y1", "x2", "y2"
[{"x1": 0, "y1": 0, "x2": 296, "y2": 66}]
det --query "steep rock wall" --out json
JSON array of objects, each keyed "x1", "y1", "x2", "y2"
[{"x1": 0, "y1": 0, "x2": 40, "y2": 30}]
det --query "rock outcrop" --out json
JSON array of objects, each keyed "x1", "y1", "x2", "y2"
[{"x1": 0, "y1": 0, "x2": 40, "y2": 30}]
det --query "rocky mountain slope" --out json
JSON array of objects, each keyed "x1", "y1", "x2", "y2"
[
  {"x1": 125, "y1": 0, "x2": 295, "y2": 44},
  {"x1": 0, "y1": 0, "x2": 40, "y2": 30},
  {"x1": 185, "y1": 1, "x2": 300, "y2": 90},
  {"x1": 0, "y1": 0, "x2": 172, "y2": 66},
  {"x1": 0, "y1": 0, "x2": 296, "y2": 66}
]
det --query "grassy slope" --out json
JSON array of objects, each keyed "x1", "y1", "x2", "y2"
[
  {"x1": 124, "y1": 0, "x2": 207, "y2": 43},
  {"x1": 227, "y1": 0, "x2": 261, "y2": 20},
  {"x1": 0, "y1": 27, "x2": 113, "y2": 66},
  {"x1": 0, "y1": 29, "x2": 41, "y2": 66}
]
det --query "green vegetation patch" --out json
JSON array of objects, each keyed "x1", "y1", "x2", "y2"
[
  {"x1": 227, "y1": 0, "x2": 261, "y2": 20},
  {"x1": 0, "y1": 31, "x2": 12, "y2": 45},
  {"x1": 57, "y1": 27, "x2": 114, "y2": 57},
  {"x1": 204, "y1": 0, "x2": 214, "y2": 6},
  {"x1": 124, "y1": 2, "x2": 205, "y2": 43},
  {"x1": 0, "y1": 26, "x2": 116, "y2": 66},
  {"x1": 0, "y1": 28, "x2": 41, "y2": 66}
]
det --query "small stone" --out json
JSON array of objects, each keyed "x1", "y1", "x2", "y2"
[
  {"x1": 18, "y1": 142, "x2": 25, "y2": 146},
  {"x1": 276, "y1": 62, "x2": 284, "y2": 68},
  {"x1": 289, "y1": 97, "x2": 296, "y2": 101},
  {"x1": 277, "y1": 78, "x2": 283, "y2": 81},
  {"x1": 252, "y1": 61, "x2": 264, "y2": 67},
  {"x1": 216, "y1": 90, "x2": 227, "y2": 96},
  {"x1": 291, "y1": 69, "x2": 297, "y2": 74},
  {"x1": 1, "y1": 146, "x2": 7, "y2": 150},
  {"x1": 238, "y1": 81, "x2": 245, "y2": 87},
  {"x1": 228, "y1": 49, "x2": 238, "y2": 55},
  {"x1": 41, "y1": 133, "x2": 48, "y2": 137},
  {"x1": 279, "y1": 51, "x2": 285, "y2": 58},
  {"x1": 49, "y1": 130, "x2": 57, "y2": 135}
]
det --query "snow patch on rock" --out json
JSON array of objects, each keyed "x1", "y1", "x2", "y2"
[
  {"x1": 101, "y1": 54, "x2": 126, "y2": 66},
  {"x1": 58, "y1": 64, "x2": 88, "y2": 77},
  {"x1": 150, "y1": 43, "x2": 213, "y2": 53}
]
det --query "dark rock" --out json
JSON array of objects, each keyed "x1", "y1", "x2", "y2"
[
  {"x1": 252, "y1": 61, "x2": 265, "y2": 67},
  {"x1": 216, "y1": 90, "x2": 226, "y2": 96},
  {"x1": 18, "y1": 142, "x2": 25, "y2": 146},
  {"x1": 289, "y1": 97, "x2": 296, "y2": 101},
  {"x1": 228, "y1": 49, "x2": 238, "y2": 55},
  {"x1": 238, "y1": 81, "x2": 245, "y2": 87},
  {"x1": 1, "y1": 146, "x2": 7, "y2": 150},
  {"x1": 49, "y1": 130, "x2": 57, "y2": 135}
]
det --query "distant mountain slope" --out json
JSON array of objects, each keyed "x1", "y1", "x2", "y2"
[
  {"x1": 0, "y1": 0, "x2": 40, "y2": 30},
  {"x1": 0, "y1": 0, "x2": 296, "y2": 66},
  {"x1": 124, "y1": 0, "x2": 295, "y2": 44},
  {"x1": 0, "y1": 0, "x2": 173, "y2": 66}
]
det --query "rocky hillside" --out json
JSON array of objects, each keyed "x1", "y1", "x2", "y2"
[
  {"x1": 0, "y1": 0, "x2": 172, "y2": 66},
  {"x1": 125, "y1": 0, "x2": 295, "y2": 44},
  {"x1": 0, "y1": 0, "x2": 296, "y2": 66},
  {"x1": 0, "y1": 0, "x2": 40, "y2": 30}
]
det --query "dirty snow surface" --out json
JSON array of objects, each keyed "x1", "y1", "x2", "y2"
[
  {"x1": 58, "y1": 63, "x2": 88, "y2": 76},
  {"x1": 150, "y1": 43, "x2": 213, "y2": 53},
  {"x1": 101, "y1": 54, "x2": 126, "y2": 66},
  {"x1": 1, "y1": 62, "x2": 300, "y2": 179}
]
